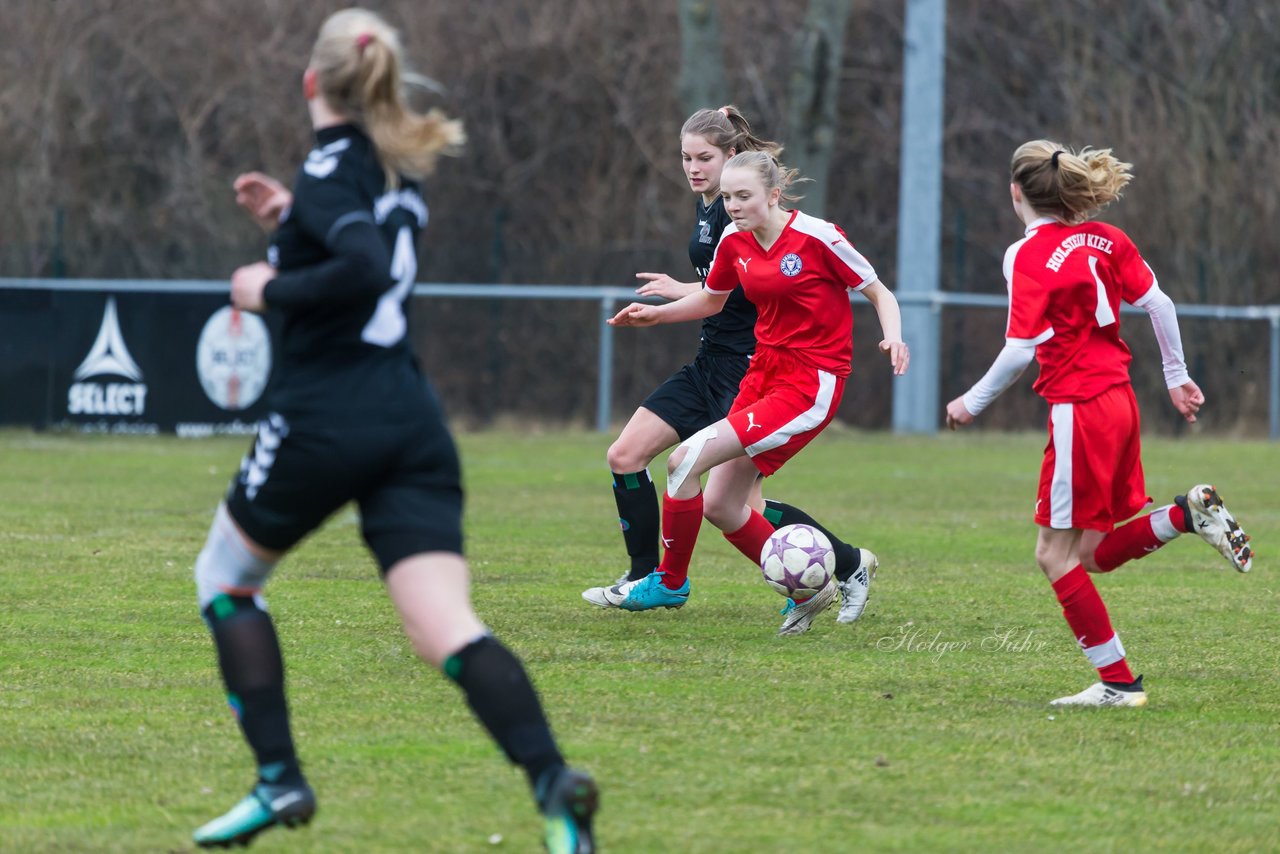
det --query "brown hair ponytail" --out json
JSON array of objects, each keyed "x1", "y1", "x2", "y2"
[{"x1": 680, "y1": 105, "x2": 782, "y2": 159}]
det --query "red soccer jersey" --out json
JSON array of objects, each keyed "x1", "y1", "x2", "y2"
[
  {"x1": 1004, "y1": 217, "x2": 1156, "y2": 403},
  {"x1": 704, "y1": 209, "x2": 877, "y2": 376}
]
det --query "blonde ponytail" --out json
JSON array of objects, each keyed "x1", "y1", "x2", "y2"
[
  {"x1": 311, "y1": 8, "x2": 464, "y2": 188},
  {"x1": 723, "y1": 150, "x2": 808, "y2": 204},
  {"x1": 1010, "y1": 139, "x2": 1133, "y2": 223}
]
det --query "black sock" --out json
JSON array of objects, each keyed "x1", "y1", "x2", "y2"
[
  {"x1": 1104, "y1": 674, "x2": 1144, "y2": 691},
  {"x1": 763, "y1": 499, "x2": 861, "y2": 582},
  {"x1": 612, "y1": 469, "x2": 660, "y2": 580},
  {"x1": 203, "y1": 594, "x2": 303, "y2": 786},
  {"x1": 444, "y1": 636, "x2": 565, "y2": 796}
]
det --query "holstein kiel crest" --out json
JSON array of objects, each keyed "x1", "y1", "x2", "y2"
[
  {"x1": 68, "y1": 297, "x2": 148, "y2": 416},
  {"x1": 780, "y1": 253, "x2": 803, "y2": 277}
]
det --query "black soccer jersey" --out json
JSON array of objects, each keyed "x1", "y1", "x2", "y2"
[
  {"x1": 689, "y1": 195, "x2": 756, "y2": 356},
  {"x1": 263, "y1": 124, "x2": 429, "y2": 418}
]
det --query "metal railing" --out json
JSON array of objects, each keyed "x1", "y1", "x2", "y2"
[
  {"x1": 2, "y1": 277, "x2": 1277, "y2": 438},
  {"x1": 895, "y1": 290, "x2": 1280, "y2": 440}
]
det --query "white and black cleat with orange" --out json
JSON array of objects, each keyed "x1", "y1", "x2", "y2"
[{"x1": 1180, "y1": 484, "x2": 1253, "y2": 572}]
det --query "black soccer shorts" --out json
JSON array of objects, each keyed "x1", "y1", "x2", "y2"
[
  {"x1": 224, "y1": 405, "x2": 464, "y2": 573},
  {"x1": 639, "y1": 349, "x2": 751, "y2": 441}
]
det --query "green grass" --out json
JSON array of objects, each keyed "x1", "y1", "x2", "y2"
[{"x1": 1, "y1": 427, "x2": 1277, "y2": 852}]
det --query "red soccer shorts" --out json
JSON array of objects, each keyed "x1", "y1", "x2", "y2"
[
  {"x1": 1036, "y1": 382, "x2": 1151, "y2": 532},
  {"x1": 727, "y1": 347, "x2": 846, "y2": 476}
]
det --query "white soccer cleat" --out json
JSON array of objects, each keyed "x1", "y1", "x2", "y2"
[
  {"x1": 835, "y1": 549, "x2": 878, "y2": 624},
  {"x1": 1184, "y1": 484, "x2": 1253, "y2": 572},
  {"x1": 581, "y1": 573, "x2": 630, "y2": 607},
  {"x1": 1049, "y1": 677, "x2": 1147, "y2": 708},
  {"x1": 777, "y1": 578, "x2": 838, "y2": 636}
]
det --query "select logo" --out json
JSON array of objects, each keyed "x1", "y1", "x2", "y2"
[
  {"x1": 68, "y1": 297, "x2": 148, "y2": 416},
  {"x1": 196, "y1": 306, "x2": 271, "y2": 411}
]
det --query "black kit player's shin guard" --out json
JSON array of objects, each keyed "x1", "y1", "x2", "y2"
[
  {"x1": 444, "y1": 635, "x2": 566, "y2": 790},
  {"x1": 612, "y1": 469, "x2": 661, "y2": 580},
  {"x1": 203, "y1": 594, "x2": 303, "y2": 785}
]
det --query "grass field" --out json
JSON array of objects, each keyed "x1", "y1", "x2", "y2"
[{"x1": 1, "y1": 427, "x2": 1276, "y2": 853}]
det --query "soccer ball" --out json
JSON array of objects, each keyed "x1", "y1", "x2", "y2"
[{"x1": 760, "y1": 524, "x2": 835, "y2": 600}]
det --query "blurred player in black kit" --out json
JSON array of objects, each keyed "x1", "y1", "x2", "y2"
[{"x1": 190, "y1": 9, "x2": 597, "y2": 851}]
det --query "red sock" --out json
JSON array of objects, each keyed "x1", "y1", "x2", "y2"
[
  {"x1": 723, "y1": 510, "x2": 776, "y2": 566},
  {"x1": 657, "y1": 492, "x2": 703, "y2": 589},
  {"x1": 1094, "y1": 516, "x2": 1160, "y2": 572},
  {"x1": 1172, "y1": 502, "x2": 1191, "y2": 532},
  {"x1": 1051, "y1": 565, "x2": 1135, "y2": 683},
  {"x1": 1094, "y1": 505, "x2": 1185, "y2": 572}
]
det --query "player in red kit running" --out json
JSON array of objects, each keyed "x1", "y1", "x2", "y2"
[
  {"x1": 946, "y1": 140, "x2": 1254, "y2": 707},
  {"x1": 609, "y1": 150, "x2": 909, "y2": 635}
]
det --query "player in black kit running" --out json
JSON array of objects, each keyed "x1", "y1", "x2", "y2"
[
  {"x1": 582, "y1": 106, "x2": 878, "y2": 635},
  {"x1": 190, "y1": 9, "x2": 596, "y2": 852}
]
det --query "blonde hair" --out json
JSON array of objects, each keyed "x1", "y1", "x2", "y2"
[
  {"x1": 1010, "y1": 139, "x2": 1133, "y2": 223},
  {"x1": 722, "y1": 150, "x2": 806, "y2": 203},
  {"x1": 680, "y1": 105, "x2": 782, "y2": 159},
  {"x1": 311, "y1": 8, "x2": 465, "y2": 187}
]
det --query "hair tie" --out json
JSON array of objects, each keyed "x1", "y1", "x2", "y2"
[
  {"x1": 356, "y1": 33, "x2": 373, "y2": 53},
  {"x1": 1051, "y1": 150, "x2": 1064, "y2": 169},
  {"x1": 718, "y1": 106, "x2": 730, "y2": 117}
]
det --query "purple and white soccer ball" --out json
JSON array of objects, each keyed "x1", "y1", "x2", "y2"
[{"x1": 759, "y1": 523, "x2": 835, "y2": 600}]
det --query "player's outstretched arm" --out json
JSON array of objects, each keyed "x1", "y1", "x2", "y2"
[
  {"x1": 859, "y1": 280, "x2": 909, "y2": 376},
  {"x1": 233, "y1": 171, "x2": 293, "y2": 233},
  {"x1": 608, "y1": 302, "x2": 662, "y2": 327},
  {"x1": 635, "y1": 272, "x2": 701, "y2": 301},
  {"x1": 608, "y1": 289, "x2": 727, "y2": 328}
]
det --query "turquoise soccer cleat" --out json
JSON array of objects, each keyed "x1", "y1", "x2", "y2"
[
  {"x1": 193, "y1": 781, "x2": 316, "y2": 849},
  {"x1": 600, "y1": 571, "x2": 690, "y2": 611},
  {"x1": 539, "y1": 767, "x2": 599, "y2": 854}
]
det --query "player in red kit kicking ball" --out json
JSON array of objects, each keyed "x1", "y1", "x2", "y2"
[
  {"x1": 946, "y1": 140, "x2": 1254, "y2": 707},
  {"x1": 608, "y1": 150, "x2": 909, "y2": 635},
  {"x1": 582, "y1": 107, "x2": 875, "y2": 627}
]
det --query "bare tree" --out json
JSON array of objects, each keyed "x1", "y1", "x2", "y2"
[
  {"x1": 678, "y1": 0, "x2": 730, "y2": 115},
  {"x1": 1, "y1": 0, "x2": 1275, "y2": 432},
  {"x1": 784, "y1": 0, "x2": 854, "y2": 216}
]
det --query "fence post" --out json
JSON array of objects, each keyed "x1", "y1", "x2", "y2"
[
  {"x1": 598, "y1": 296, "x2": 616, "y2": 432},
  {"x1": 1271, "y1": 311, "x2": 1279, "y2": 440},
  {"x1": 892, "y1": 0, "x2": 947, "y2": 434}
]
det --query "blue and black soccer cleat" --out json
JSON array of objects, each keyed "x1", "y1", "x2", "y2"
[
  {"x1": 540, "y1": 767, "x2": 599, "y2": 854},
  {"x1": 600, "y1": 570, "x2": 690, "y2": 611},
  {"x1": 193, "y1": 781, "x2": 316, "y2": 849}
]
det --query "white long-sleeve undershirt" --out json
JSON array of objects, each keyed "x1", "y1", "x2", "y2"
[
  {"x1": 1133, "y1": 283, "x2": 1192, "y2": 389},
  {"x1": 961, "y1": 343, "x2": 1035, "y2": 416},
  {"x1": 960, "y1": 282, "x2": 1191, "y2": 417}
]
